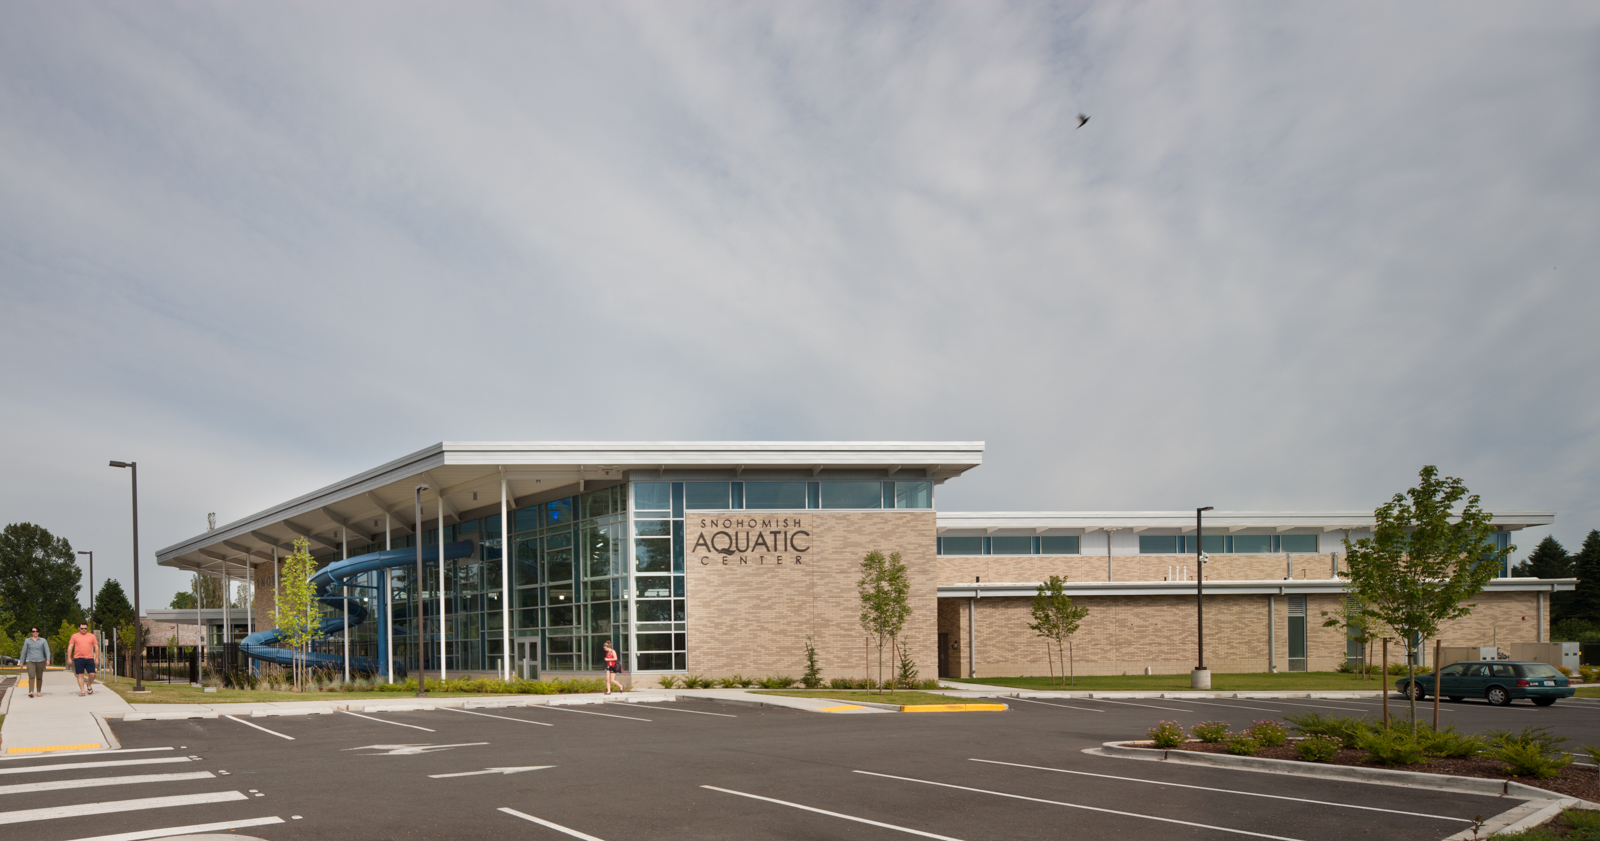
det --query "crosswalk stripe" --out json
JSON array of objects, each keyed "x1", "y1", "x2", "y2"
[
  {"x1": 0, "y1": 758, "x2": 192, "y2": 777},
  {"x1": 58, "y1": 816, "x2": 286, "y2": 841},
  {"x1": 0, "y1": 790, "x2": 247, "y2": 823},
  {"x1": 0, "y1": 771, "x2": 216, "y2": 797},
  {"x1": 0, "y1": 747, "x2": 174, "y2": 763}
]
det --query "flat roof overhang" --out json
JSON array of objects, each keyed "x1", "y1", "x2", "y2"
[
  {"x1": 935, "y1": 510, "x2": 1557, "y2": 535},
  {"x1": 937, "y1": 577, "x2": 1578, "y2": 599},
  {"x1": 156, "y1": 441, "x2": 985, "y2": 575}
]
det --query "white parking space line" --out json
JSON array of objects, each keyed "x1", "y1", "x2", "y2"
[
  {"x1": 703, "y1": 785, "x2": 967, "y2": 840},
  {"x1": 0, "y1": 747, "x2": 174, "y2": 763},
  {"x1": 444, "y1": 708, "x2": 554, "y2": 726},
  {"x1": 340, "y1": 710, "x2": 437, "y2": 732},
  {"x1": 968, "y1": 759, "x2": 1471, "y2": 822},
  {"x1": 854, "y1": 771, "x2": 1305, "y2": 841},
  {"x1": 0, "y1": 771, "x2": 216, "y2": 797},
  {"x1": 1247, "y1": 700, "x2": 1374, "y2": 711},
  {"x1": 59, "y1": 816, "x2": 285, "y2": 841},
  {"x1": 1010, "y1": 698, "x2": 1105, "y2": 713},
  {"x1": 1169, "y1": 699, "x2": 1284, "y2": 713},
  {"x1": 0, "y1": 790, "x2": 248, "y2": 823},
  {"x1": 1087, "y1": 698, "x2": 1194, "y2": 712},
  {"x1": 0, "y1": 757, "x2": 192, "y2": 777},
  {"x1": 608, "y1": 702, "x2": 735, "y2": 717},
  {"x1": 225, "y1": 715, "x2": 295, "y2": 740},
  {"x1": 499, "y1": 807, "x2": 610, "y2": 840},
  {"x1": 534, "y1": 706, "x2": 651, "y2": 722}
]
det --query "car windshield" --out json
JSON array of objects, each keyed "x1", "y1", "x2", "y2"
[{"x1": 1519, "y1": 663, "x2": 1562, "y2": 678}]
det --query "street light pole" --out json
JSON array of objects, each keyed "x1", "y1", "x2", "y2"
[
  {"x1": 414, "y1": 483, "x2": 428, "y2": 698},
  {"x1": 77, "y1": 551, "x2": 94, "y2": 629},
  {"x1": 1192, "y1": 505, "x2": 1214, "y2": 690},
  {"x1": 109, "y1": 461, "x2": 146, "y2": 693}
]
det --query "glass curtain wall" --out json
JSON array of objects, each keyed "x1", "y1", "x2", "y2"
[
  {"x1": 631, "y1": 482, "x2": 685, "y2": 671},
  {"x1": 509, "y1": 487, "x2": 628, "y2": 674}
]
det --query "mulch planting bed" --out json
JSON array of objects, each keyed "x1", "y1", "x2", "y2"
[{"x1": 1157, "y1": 741, "x2": 1600, "y2": 801}]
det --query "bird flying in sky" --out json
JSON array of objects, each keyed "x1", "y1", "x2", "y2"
[{"x1": 1077, "y1": 113, "x2": 1089, "y2": 128}]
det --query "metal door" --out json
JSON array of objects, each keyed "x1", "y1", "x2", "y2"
[
  {"x1": 1287, "y1": 596, "x2": 1308, "y2": 672},
  {"x1": 938, "y1": 633, "x2": 950, "y2": 679},
  {"x1": 515, "y1": 638, "x2": 539, "y2": 680}
]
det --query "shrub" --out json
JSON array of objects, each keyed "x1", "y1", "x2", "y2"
[
  {"x1": 1294, "y1": 735, "x2": 1342, "y2": 762},
  {"x1": 681, "y1": 674, "x2": 714, "y2": 689},
  {"x1": 1248, "y1": 720, "x2": 1289, "y2": 748},
  {"x1": 1485, "y1": 727, "x2": 1573, "y2": 779},
  {"x1": 1334, "y1": 657, "x2": 1357, "y2": 674},
  {"x1": 1148, "y1": 720, "x2": 1185, "y2": 748},
  {"x1": 1190, "y1": 721, "x2": 1229, "y2": 743},
  {"x1": 1357, "y1": 728, "x2": 1428, "y2": 766},
  {"x1": 657, "y1": 675, "x2": 682, "y2": 689},
  {"x1": 1283, "y1": 711, "x2": 1373, "y2": 749},
  {"x1": 1419, "y1": 724, "x2": 1484, "y2": 759},
  {"x1": 757, "y1": 675, "x2": 798, "y2": 689},
  {"x1": 1223, "y1": 733, "x2": 1259, "y2": 756},
  {"x1": 1556, "y1": 665, "x2": 1572, "y2": 677},
  {"x1": 1387, "y1": 662, "x2": 1432, "y2": 677}
]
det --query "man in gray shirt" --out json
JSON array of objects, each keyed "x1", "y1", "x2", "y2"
[{"x1": 20, "y1": 628, "x2": 51, "y2": 698}]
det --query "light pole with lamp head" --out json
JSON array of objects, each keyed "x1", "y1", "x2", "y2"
[
  {"x1": 1192, "y1": 505, "x2": 1214, "y2": 690},
  {"x1": 414, "y1": 483, "x2": 428, "y2": 698},
  {"x1": 109, "y1": 461, "x2": 147, "y2": 693},
  {"x1": 77, "y1": 551, "x2": 93, "y2": 628}
]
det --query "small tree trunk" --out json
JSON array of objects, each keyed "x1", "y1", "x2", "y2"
[
  {"x1": 1068, "y1": 639, "x2": 1075, "y2": 686},
  {"x1": 1046, "y1": 641, "x2": 1055, "y2": 687},
  {"x1": 1407, "y1": 656, "x2": 1418, "y2": 736}
]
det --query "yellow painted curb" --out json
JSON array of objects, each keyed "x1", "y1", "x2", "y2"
[
  {"x1": 6, "y1": 743, "x2": 104, "y2": 754},
  {"x1": 899, "y1": 704, "x2": 1008, "y2": 713},
  {"x1": 818, "y1": 705, "x2": 866, "y2": 712}
]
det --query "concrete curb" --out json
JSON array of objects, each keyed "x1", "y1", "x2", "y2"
[
  {"x1": 1092, "y1": 741, "x2": 1570, "y2": 800},
  {"x1": 1441, "y1": 798, "x2": 1578, "y2": 841},
  {"x1": 959, "y1": 690, "x2": 1394, "y2": 700},
  {"x1": 89, "y1": 713, "x2": 121, "y2": 750},
  {"x1": 109, "y1": 692, "x2": 683, "y2": 719}
]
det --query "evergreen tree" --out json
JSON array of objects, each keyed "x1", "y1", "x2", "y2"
[
  {"x1": 93, "y1": 579, "x2": 135, "y2": 632},
  {"x1": 0, "y1": 523, "x2": 82, "y2": 641},
  {"x1": 1574, "y1": 530, "x2": 1600, "y2": 623},
  {"x1": 1513, "y1": 536, "x2": 1576, "y2": 624}
]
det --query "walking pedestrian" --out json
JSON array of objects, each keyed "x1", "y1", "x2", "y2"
[
  {"x1": 20, "y1": 628, "x2": 50, "y2": 698},
  {"x1": 68, "y1": 623, "x2": 101, "y2": 696},
  {"x1": 602, "y1": 639, "x2": 624, "y2": 695}
]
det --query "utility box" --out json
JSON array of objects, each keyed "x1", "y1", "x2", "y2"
[
  {"x1": 1439, "y1": 646, "x2": 1498, "y2": 665},
  {"x1": 1506, "y1": 642, "x2": 1581, "y2": 672}
]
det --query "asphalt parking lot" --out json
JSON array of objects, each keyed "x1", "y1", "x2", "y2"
[{"x1": 9, "y1": 692, "x2": 1599, "y2": 841}]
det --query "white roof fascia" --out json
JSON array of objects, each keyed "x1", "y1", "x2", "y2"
[
  {"x1": 157, "y1": 441, "x2": 984, "y2": 564},
  {"x1": 935, "y1": 511, "x2": 1555, "y2": 533},
  {"x1": 937, "y1": 577, "x2": 1578, "y2": 599}
]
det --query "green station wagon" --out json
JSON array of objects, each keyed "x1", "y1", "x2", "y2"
[{"x1": 1395, "y1": 661, "x2": 1574, "y2": 706}]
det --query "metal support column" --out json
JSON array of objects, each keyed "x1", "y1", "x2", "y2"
[
  {"x1": 342, "y1": 529, "x2": 350, "y2": 683},
  {"x1": 439, "y1": 500, "x2": 446, "y2": 682},
  {"x1": 385, "y1": 512, "x2": 393, "y2": 684},
  {"x1": 500, "y1": 478, "x2": 511, "y2": 681}
]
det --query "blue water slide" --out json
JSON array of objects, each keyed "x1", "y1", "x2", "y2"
[{"x1": 238, "y1": 541, "x2": 476, "y2": 677}]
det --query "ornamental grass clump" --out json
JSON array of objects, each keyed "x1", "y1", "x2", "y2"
[
  {"x1": 1148, "y1": 720, "x2": 1185, "y2": 748},
  {"x1": 1190, "y1": 721, "x2": 1229, "y2": 743},
  {"x1": 1418, "y1": 724, "x2": 1485, "y2": 759},
  {"x1": 1484, "y1": 727, "x2": 1573, "y2": 779},
  {"x1": 1283, "y1": 711, "x2": 1374, "y2": 749},
  {"x1": 1222, "y1": 733, "x2": 1259, "y2": 756},
  {"x1": 1294, "y1": 735, "x2": 1342, "y2": 763},
  {"x1": 1247, "y1": 720, "x2": 1289, "y2": 748},
  {"x1": 1357, "y1": 728, "x2": 1428, "y2": 766}
]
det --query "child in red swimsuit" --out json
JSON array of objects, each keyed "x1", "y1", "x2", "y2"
[{"x1": 603, "y1": 640, "x2": 624, "y2": 695}]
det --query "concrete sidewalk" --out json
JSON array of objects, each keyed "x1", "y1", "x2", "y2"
[{"x1": 0, "y1": 671, "x2": 131, "y2": 754}]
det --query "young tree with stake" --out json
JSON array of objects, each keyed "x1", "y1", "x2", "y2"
[
  {"x1": 1028, "y1": 575, "x2": 1089, "y2": 686},
  {"x1": 275, "y1": 538, "x2": 319, "y2": 691},
  {"x1": 857, "y1": 550, "x2": 911, "y2": 696},
  {"x1": 1343, "y1": 466, "x2": 1509, "y2": 733}
]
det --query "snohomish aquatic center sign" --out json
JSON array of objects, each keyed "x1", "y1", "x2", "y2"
[{"x1": 690, "y1": 517, "x2": 810, "y2": 566}]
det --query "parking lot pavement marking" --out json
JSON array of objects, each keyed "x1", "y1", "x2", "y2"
[
  {"x1": 344, "y1": 743, "x2": 489, "y2": 756},
  {"x1": 852, "y1": 771, "x2": 1304, "y2": 841},
  {"x1": 1087, "y1": 698, "x2": 1194, "y2": 713},
  {"x1": 534, "y1": 706, "x2": 651, "y2": 722},
  {"x1": 5, "y1": 743, "x2": 104, "y2": 754},
  {"x1": 58, "y1": 815, "x2": 286, "y2": 841},
  {"x1": 701, "y1": 785, "x2": 968, "y2": 841},
  {"x1": 0, "y1": 771, "x2": 217, "y2": 797},
  {"x1": 1009, "y1": 698, "x2": 1105, "y2": 713},
  {"x1": 224, "y1": 715, "x2": 295, "y2": 740},
  {"x1": 967, "y1": 759, "x2": 1472, "y2": 822},
  {"x1": 0, "y1": 757, "x2": 192, "y2": 777},
  {"x1": 607, "y1": 702, "x2": 735, "y2": 717},
  {"x1": 1169, "y1": 699, "x2": 1284, "y2": 713},
  {"x1": 430, "y1": 766, "x2": 554, "y2": 778},
  {"x1": 0, "y1": 747, "x2": 174, "y2": 763},
  {"x1": 499, "y1": 806, "x2": 610, "y2": 840},
  {"x1": 0, "y1": 790, "x2": 249, "y2": 824},
  {"x1": 443, "y1": 708, "x2": 555, "y2": 726},
  {"x1": 340, "y1": 710, "x2": 437, "y2": 731}
]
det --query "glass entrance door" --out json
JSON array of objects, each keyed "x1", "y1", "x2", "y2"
[
  {"x1": 1288, "y1": 595, "x2": 1308, "y2": 672},
  {"x1": 515, "y1": 637, "x2": 540, "y2": 680}
]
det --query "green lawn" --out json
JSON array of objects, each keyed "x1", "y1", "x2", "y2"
[
  {"x1": 945, "y1": 672, "x2": 1397, "y2": 692},
  {"x1": 754, "y1": 690, "x2": 977, "y2": 706},
  {"x1": 1576, "y1": 685, "x2": 1599, "y2": 698}
]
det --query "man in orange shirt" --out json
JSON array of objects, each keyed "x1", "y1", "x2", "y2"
[{"x1": 67, "y1": 623, "x2": 101, "y2": 697}]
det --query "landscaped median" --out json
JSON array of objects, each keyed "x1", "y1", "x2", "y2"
[{"x1": 752, "y1": 690, "x2": 1007, "y2": 713}]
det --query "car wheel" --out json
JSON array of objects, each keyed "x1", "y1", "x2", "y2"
[
  {"x1": 1407, "y1": 682, "x2": 1425, "y2": 700},
  {"x1": 1447, "y1": 696, "x2": 1463, "y2": 702},
  {"x1": 1532, "y1": 697, "x2": 1556, "y2": 707},
  {"x1": 1486, "y1": 686, "x2": 1511, "y2": 706}
]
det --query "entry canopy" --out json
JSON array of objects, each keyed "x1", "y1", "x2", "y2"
[{"x1": 156, "y1": 441, "x2": 986, "y2": 575}]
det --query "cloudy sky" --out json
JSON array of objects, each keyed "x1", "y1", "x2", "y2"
[{"x1": 2, "y1": 2, "x2": 1597, "y2": 607}]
